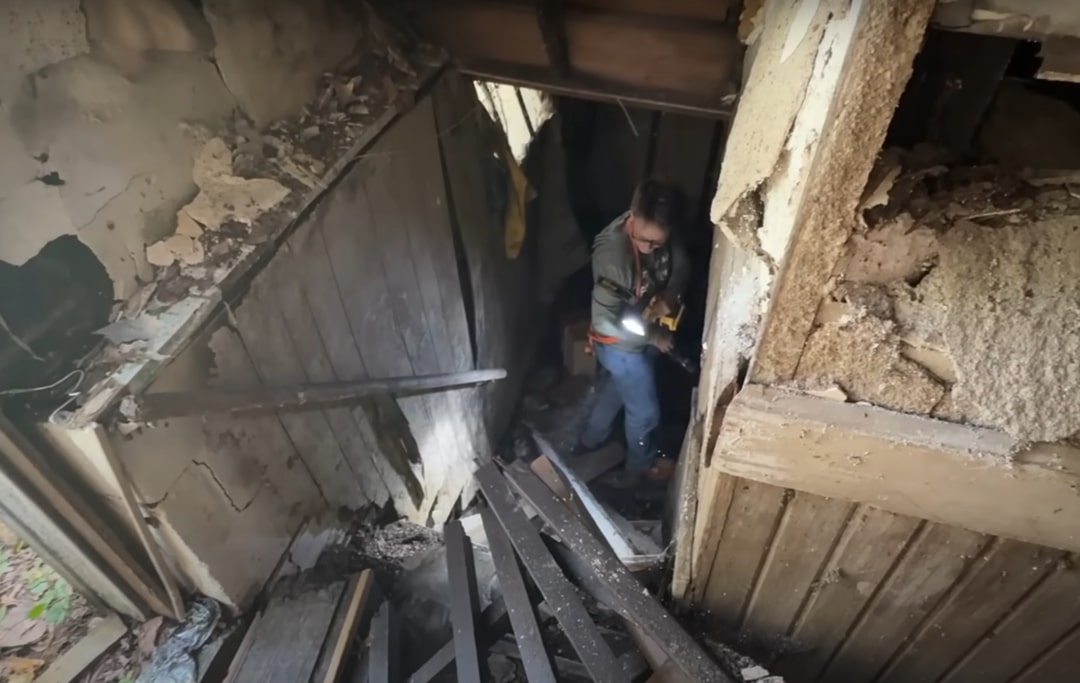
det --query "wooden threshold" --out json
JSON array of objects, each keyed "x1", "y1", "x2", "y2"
[{"x1": 711, "y1": 385, "x2": 1080, "y2": 553}]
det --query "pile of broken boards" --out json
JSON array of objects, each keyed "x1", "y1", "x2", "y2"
[{"x1": 216, "y1": 457, "x2": 782, "y2": 682}]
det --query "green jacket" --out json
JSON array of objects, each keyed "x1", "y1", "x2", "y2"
[{"x1": 590, "y1": 212, "x2": 689, "y2": 352}]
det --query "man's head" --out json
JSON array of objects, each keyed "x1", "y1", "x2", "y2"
[{"x1": 626, "y1": 179, "x2": 684, "y2": 254}]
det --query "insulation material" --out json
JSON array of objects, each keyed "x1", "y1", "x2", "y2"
[
  {"x1": 815, "y1": 146, "x2": 1080, "y2": 441},
  {"x1": 935, "y1": 217, "x2": 1080, "y2": 442},
  {"x1": 841, "y1": 213, "x2": 938, "y2": 284},
  {"x1": 795, "y1": 316, "x2": 945, "y2": 414}
]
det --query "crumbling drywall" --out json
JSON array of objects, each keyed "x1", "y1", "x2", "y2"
[
  {"x1": 0, "y1": 2, "x2": 235, "y2": 303},
  {"x1": 798, "y1": 148, "x2": 1080, "y2": 443},
  {"x1": 202, "y1": 0, "x2": 366, "y2": 126}
]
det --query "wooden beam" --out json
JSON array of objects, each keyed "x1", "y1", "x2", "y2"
[
  {"x1": 712, "y1": 385, "x2": 1080, "y2": 554},
  {"x1": 368, "y1": 601, "x2": 400, "y2": 683},
  {"x1": 407, "y1": 598, "x2": 511, "y2": 683},
  {"x1": 536, "y1": 0, "x2": 570, "y2": 78},
  {"x1": 314, "y1": 571, "x2": 376, "y2": 683},
  {"x1": 463, "y1": 60, "x2": 734, "y2": 117},
  {"x1": 407, "y1": 0, "x2": 739, "y2": 117},
  {"x1": 568, "y1": 0, "x2": 735, "y2": 22},
  {"x1": 134, "y1": 369, "x2": 507, "y2": 421},
  {"x1": 475, "y1": 464, "x2": 623, "y2": 683},
  {"x1": 504, "y1": 466, "x2": 733, "y2": 683},
  {"x1": 444, "y1": 521, "x2": 485, "y2": 683},
  {"x1": 481, "y1": 508, "x2": 557, "y2": 683}
]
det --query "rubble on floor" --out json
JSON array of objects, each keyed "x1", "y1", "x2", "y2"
[
  {"x1": 795, "y1": 147, "x2": 1080, "y2": 444},
  {"x1": 211, "y1": 452, "x2": 781, "y2": 682}
]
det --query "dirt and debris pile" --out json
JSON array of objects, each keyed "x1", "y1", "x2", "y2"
[{"x1": 797, "y1": 148, "x2": 1080, "y2": 443}]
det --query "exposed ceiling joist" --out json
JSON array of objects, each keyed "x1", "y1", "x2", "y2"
[{"x1": 407, "y1": 0, "x2": 740, "y2": 117}]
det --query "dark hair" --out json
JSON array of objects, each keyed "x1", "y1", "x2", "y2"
[{"x1": 630, "y1": 179, "x2": 685, "y2": 233}]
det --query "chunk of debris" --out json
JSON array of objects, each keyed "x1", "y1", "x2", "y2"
[
  {"x1": 182, "y1": 137, "x2": 290, "y2": 231},
  {"x1": 146, "y1": 233, "x2": 205, "y2": 267}
]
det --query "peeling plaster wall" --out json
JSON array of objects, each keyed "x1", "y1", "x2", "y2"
[
  {"x1": 0, "y1": 4, "x2": 236, "y2": 302},
  {"x1": 2, "y1": 1, "x2": 366, "y2": 609},
  {"x1": 203, "y1": 0, "x2": 365, "y2": 126},
  {"x1": 109, "y1": 328, "x2": 327, "y2": 607}
]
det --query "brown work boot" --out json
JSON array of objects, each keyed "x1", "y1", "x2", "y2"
[{"x1": 647, "y1": 458, "x2": 676, "y2": 482}]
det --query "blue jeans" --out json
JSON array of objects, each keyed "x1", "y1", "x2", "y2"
[{"x1": 580, "y1": 344, "x2": 660, "y2": 471}]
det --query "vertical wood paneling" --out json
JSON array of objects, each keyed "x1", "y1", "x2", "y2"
[
  {"x1": 773, "y1": 506, "x2": 922, "y2": 681},
  {"x1": 817, "y1": 523, "x2": 989, "y2": 683},
  {"x1": 689, "y1": 466, "x2": 737, "y2": 602},
  {"x1": 286, "y1": 211, "x2": 420, "y2": 514},
  {"x1": 940, "y1": 554, "x2": 1080, "y2": 683},
  {"x1": 317, "y1": 155, "x2": 447, "y2": 520},
  {"x1": 877, "y1": 539, "x2": 1060, "y2": 683},
  {"x1": 432, "y1": 74, "x2": 535, "y2": 442},
  {"x1": 359, "y1": 107, "x2": 472, "y2": 518},
  {"x1": 1012, "y1": 623, "x2": 1080, "y2": 683},
  {"x1": 740, "y1": 493, "x2": 854, "y2": 646},
  {"x1": 231, "y1": 264, "x2": 365, "y2": 509},
  {"x1": 700, "y1": 480, "x2": 789, "y2": 631},
  {"x1": 269, "y1": 244, "x2": 390, "y2": 508}
]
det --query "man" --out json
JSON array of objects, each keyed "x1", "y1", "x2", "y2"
[{"x1": 577, "y1": 180, "x2": 689, "y2": 484}]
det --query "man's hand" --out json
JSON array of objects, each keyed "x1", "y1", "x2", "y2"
[
  {"x1": 651, "y1": 330, "x2": 675, "y2": 353},
  {"x1": 643, "y1": 294, "x2": 673, "y2": 322}
]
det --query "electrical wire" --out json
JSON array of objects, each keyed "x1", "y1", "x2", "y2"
[{"x1": 0, "y1": 368, "x2": 84, "y2": 397}]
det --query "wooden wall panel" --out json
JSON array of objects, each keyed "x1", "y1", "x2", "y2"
[
  {"x1": 877, "y1": 539, "x2": 1060, "y2": 683},
  {"x1": 940, "y1": 553, "x2": 1080, "y2": 683},
  {"x1": 200, "y1": 77, "x2": 532, "y2": 523},
  {"x1": 691, "y1": 479, "x2": 1080, "y2": 682},
  {"x1": 817, "y1": 524, "x2": 989, "y2": 683},
  {"x1": 774, "y1": 506, "x2": 922, "y2": 680},
  {"x1": 432, "y1": 72, "x2": 538, "y2": 445},
  {"x1": 699, "y1": 479, "x2": 788, "y2": 632},
  {"x1": 739, "y1": 494, "x2": 854, "y2": 646}
]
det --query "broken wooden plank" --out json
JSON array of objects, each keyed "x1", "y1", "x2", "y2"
[
  {"x1": 481, "y1": 508, "x2": 557, "y2": 683},
  {"x1": 445, "y1": 520, "x2": 485, "y2": 683},
  {"x1": 712, "y1": 384, "x2": 1080, "y2": 554},
  {"x1": 232, "y1": 584, "x2": 345, "y2": 683},
  {"x1": 475, "y1": 464, "x2": 623, "y2": 683},
  {"x1": 503, "y1": 465, "x2": 732, "y2": 683},
  {"x1": 312, "y1": 571, "x2": 377, "y2": 683},
  {"x1": 368, "y1": 601, "x2": 400, "y2": 683},
  {"x1": 35, "y1": 613, "x2": 126, "y2": 683},
  {"x1": 406, "y1": 598, "x2": 511, "y2": 683},
  {"x1": 135, "y1": 369, "x2": 508, "y2": 420}
]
